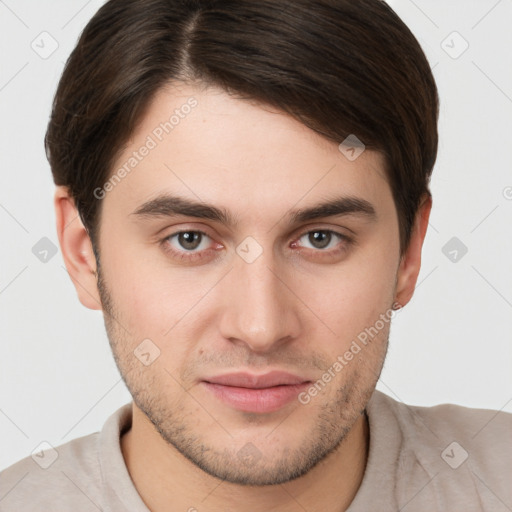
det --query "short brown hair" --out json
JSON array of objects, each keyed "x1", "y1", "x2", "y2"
[{"x1": 45, "y1": 0, "x2": 439, "y2": 255}]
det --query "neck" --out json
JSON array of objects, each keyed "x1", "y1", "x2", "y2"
[{"x1": 121, "y1": 405, "x2": 369, "y2": 512}]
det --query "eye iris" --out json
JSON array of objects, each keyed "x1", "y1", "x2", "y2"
[
  {"x1": 309, "y1": 231, "x2": 331, "y2": 249},
  {"x1": 178, "y1": 231, "x2": 202, "y2": 250}
]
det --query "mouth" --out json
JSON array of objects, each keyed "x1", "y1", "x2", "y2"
[{"x1": 201, "y1": 371, "x2": 311, "y2": 414}]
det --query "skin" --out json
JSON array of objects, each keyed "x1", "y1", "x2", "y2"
[{"x1": 55, "y1": 83, "x2": 431, "y2": 511}]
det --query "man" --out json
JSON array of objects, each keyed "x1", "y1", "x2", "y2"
[{"x1": 1, "y1": 0, "x2": 510, "y2": 510}]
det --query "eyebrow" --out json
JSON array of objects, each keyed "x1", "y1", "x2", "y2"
[{"x1": 131, "y1": 193, "x2": 377, "y2": 226}]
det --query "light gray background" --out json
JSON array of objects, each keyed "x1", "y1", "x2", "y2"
[{"x1": 1, "y1": 0, "x2": 511, "y2": 471}]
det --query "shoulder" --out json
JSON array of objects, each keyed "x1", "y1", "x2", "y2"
[
  {"x1": 0, "y1": 403, "x2": 132, "y2": 511},
  {"x1": 369, "y1": 390, "x2": 512, "y2": 509},
  {"x1": 374, "y1": 390, "x2": 512, "y2": 441},
  {"x1": 0, "y1": 432, "x2": 102, "y2": 511}
]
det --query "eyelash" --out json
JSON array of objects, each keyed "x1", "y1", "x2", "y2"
[
  {"x1": 161, "y1": 228, "x2": 353, "y2": 263},
  {"x1": 161, "y1": 229, "x2": 218, "y2": 263}
]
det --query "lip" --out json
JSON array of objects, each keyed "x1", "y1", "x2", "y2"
[{"x1": 202, "y1": 371, "x2": 311, "y2": 413}]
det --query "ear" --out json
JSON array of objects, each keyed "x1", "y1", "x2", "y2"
[
  {"x1": 394, "y1": 194, "x2": 432, "y2": 308},
  {"x1": 54, "y1": 186, "x2": 102, "y2": 310}
]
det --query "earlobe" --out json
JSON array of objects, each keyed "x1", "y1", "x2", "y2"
[
  {"x1": 394, "y1": 194, "x2": 432, "y2": 308},
  {"x1": 54, "y1": 186, "x2": 102, "y2": 310}
]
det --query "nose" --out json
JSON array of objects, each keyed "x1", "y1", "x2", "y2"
[{"x1": 218, "y1": 245, "x2": 302, "y2": 354}]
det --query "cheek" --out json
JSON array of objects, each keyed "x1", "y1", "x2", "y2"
[
  {"x1": 100, "y1": 250, "x2": 215, "y2": 369},
  {"x1": 113, "y1": 275, "x2": 192, "y2": 339},
  {"x1": 99, "y1": 252, "x2": 169, "y2": 342},
  {"x1": 294, "y1": 243, "x2": 397, "y2": 352}
]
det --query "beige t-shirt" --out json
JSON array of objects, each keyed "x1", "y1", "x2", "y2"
[{"x1": 1, "y1": 390, "x2": 510, "y2": 511}]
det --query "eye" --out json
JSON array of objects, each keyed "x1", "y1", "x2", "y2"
[
  {"x1": 162, "y1": 229, "x2": 219, "y2": 261},
  {"x1": 293, "y1": 229, "x2": 351, "y2": 253},
  {"x1": 168, "y1": 230, "x2": 210, "y2": 252},
  {"x1": 161, "y1": 227, "x2": 352, "y2": 263}
]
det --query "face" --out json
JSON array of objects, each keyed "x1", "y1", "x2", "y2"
[{"x1": 92, "y1": 83, "x2": 403, "y2": 485}]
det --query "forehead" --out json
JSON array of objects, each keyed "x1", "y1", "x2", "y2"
[{"x1": 102, "y1": 83, "x2": 394, "y2": 226}]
